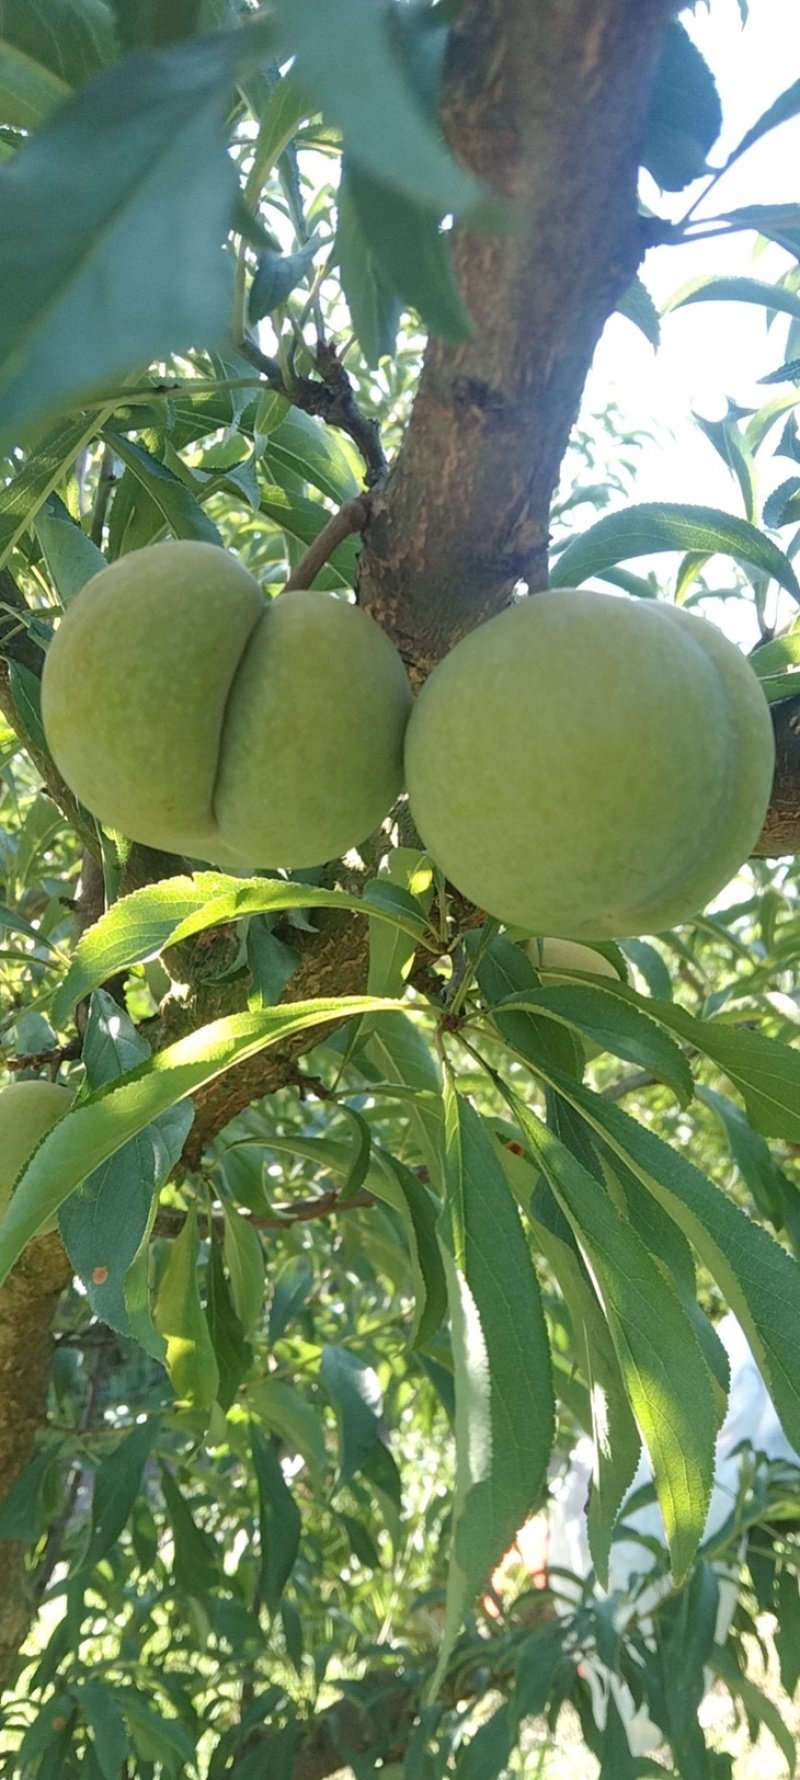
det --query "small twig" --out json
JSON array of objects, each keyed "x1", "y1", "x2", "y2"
[
  {"x1": 284, "y1": 496, "x2": 371, "y2": 590},
  {"x1": 153, "y1": 1187, "x2": 375, "y2": 1240},
  {"x1": 238, "y1": 333, "x2": 389, "y2": 486},
  {"x1": 602, "y1": 1070, "x2": 658, "y2": 1101},
  {"x1": 4, "y1": 1040, "x2": 82, "y2": 1073}
]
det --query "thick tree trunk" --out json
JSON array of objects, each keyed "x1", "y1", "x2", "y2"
[{"x1": 359, "y1": 0, "x2": 678, "y2": 669}]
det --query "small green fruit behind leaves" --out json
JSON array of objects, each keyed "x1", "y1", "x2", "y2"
[
  {"x1": 41, "y1": 540, "x2": 413, "y2": 868},
  {"x1": 404, "y1": 590, "x2": 775, "y2": 941},
  {"x1": 0, "y1": 1078, "x2": 74, "y2": 1231}
]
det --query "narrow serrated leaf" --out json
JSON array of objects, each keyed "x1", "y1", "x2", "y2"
[
  {"x1": 551, "y1": 502, "x2": 800, "y2": 603},
  {"x1": 430, "y1": 1087, "x2": 553, "y2": 1694}
]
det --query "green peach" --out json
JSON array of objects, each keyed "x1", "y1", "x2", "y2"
[
  {"x1": 41, "y1": 542, "x2": 412, "y2": 868},
  {"x1": 526, "y1": 937, "x2": 620, "y2": 979},
  {"x1": 0, "y1": 1080, "x2": 74, "y2": 1229},
  {"x1": 405, "y1": 590, "x2": 775, "y2": 941}
]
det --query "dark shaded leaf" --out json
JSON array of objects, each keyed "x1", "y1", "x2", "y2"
[
  {"x1": 269, "y1": 0, "x2": 483, "y2": 218},
  {"x1": 321, "y1": 1345, "x2": 383, "y2": 1487},
  {"x1": 342, "y1": 160, "x2": 471, "y2": 343},
  {"x1": 248, "y1": 235, "x2": 321, "y2": 323},
  {"x1": 336, "y1": 174, "x2": 403, "y2": 364},
  {"x1": 615, "y1": 275, "x2": 660, "y2": 347},
  {"x1": 80, "y1": 1420, "x2": 154, "y2": 1572},
  {"x1": 642, "y1": 22, "x2": 721, "y2": 190},
  {"x1": 251, "y1": 1425, "x2": 301, "y2": 1613},
  {"x1": 0, "y1": 32, "x2": 249, "y2": 443}
]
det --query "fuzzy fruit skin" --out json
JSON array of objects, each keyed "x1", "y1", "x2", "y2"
[
  {"x1": 214, "y1": 588, "x2": 413, "y2": 866},
  {"x1": 41, "y1": 541, "x2": 263, "y2": 860},
  {"x1": 0, "y1": 1080, "x2": 74, "y2": 1228},
  {"x1": 41, "y1": 542, "x2": 413, "y2": 867},
  {"x1": 405, "y1": 591, "x2": 775, "y2": 941}
]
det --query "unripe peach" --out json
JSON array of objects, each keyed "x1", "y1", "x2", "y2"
[
  {"x1": 41, "y1": 541, "x2": 412, "y2": 868},
  {"x1": 0, "y1": 1080, "x2": 74, "y2": 1228},
  {"x1": 405, "y1": 590, "x2": 774, "y2": 940}
]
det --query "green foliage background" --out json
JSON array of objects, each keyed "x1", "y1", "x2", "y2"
[{"x1": 2, "y1": 3, "x2": 800, "y2": 1776}]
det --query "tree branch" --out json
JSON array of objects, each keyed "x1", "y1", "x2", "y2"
[
  {"x1": 238, "y1": 336, "x2": 388, "y2": 486},
  {"x1": 358, "y1": 0, "x2": 678, "y2": 672}
]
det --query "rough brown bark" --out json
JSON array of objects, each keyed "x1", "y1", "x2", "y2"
[
  {"x1": 358, "y1": 0, "x2": 678, "y2": 673},
  {"x1": 751, "y1": 695, "x2": 800, "y2": 857},
  {"x1": 0, "y1": 1236, "x2": 72, "y2": 1694}
]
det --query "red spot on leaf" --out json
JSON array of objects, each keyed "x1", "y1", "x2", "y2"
[
  {"x1": 92, "y1": 1266, "x2": 109, "y2": 1285},
  {"x1": 505, "y1": 1141, "x2": 525, "y2": 1156}
]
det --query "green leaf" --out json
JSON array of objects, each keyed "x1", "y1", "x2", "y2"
[
  {"x1": 365, "y1": 875, "x2": 428, "y2": 999},
  {"x1": 265, "y1": 406, "x2": 361, "y2": 503},
  {"x1": 707, "y1": 202, "x2": 800, "y2": 259},
  {"x1": 550, "y1": 1075, "x2": 800, "y2": 1465},
  {"x1": 321, "y1": 1345, "x2": 384, "y2": 1487},
  {"x1": 0, "y1": 411, "x2": 105, "y2": 569},
  {"x1": 725, "y1": 74, "x2": 800, "y2": 171},
  {"x1": 259, "y1": 483, "x2": 359, "y2": 587},
  {"x1": 153, "y1": 1205, "x2": 219, "y2": 1408},
  {"x1": 102, "y1": 430, "x2": 224, "y2": 544},
  {"x1": 206, "y1": 1231, "x2": 251, "y2": 1410},
  {"x1": 52, "y1": 870, "x2": 429, "y2": 1023},
  {"x1": 0, "y1": 33, "x2": 242, "y2": 445},
  {"x1": 74, "y1": 1682, "x2": 130, "y2": 1780},
  {"x1": 341, "y1": 160, "x2": 471, "y2": 343},
  {"x1": 666, "y1": 275, "x2": 800, "y2": 325},
  {"x1": 7, "y1": 658, "x2": 48, "y2": 752},
  {"x1": 268, "y1": 1254, "x2": 314, "y2": 1346},
  {"x1": 58, "y1": 990, "x2": 192, "y2": 1342},
  {"x1": 492, "y1": 984, "x2": 693, "y2": 1103},
  {"x1": 712, "y1": 1643, "x2": 797, "y2": 1775},
  {"x1": 244, "y1": 70, "x2": 308, "y2": 206},
  {"x1": 0, "y1": 1443, "x2": 62, "y2": 1541},
  {"x1": 550, "y1": 503, "x2": 800, "y2": 603},
  {"x1": 112, "y1": 1690, "x2": 197, "y2": 1774},
  {"x1": 159, "y1": 1463, "x2": 219, "y2": 1597},
  {"x1": 246, "y1": 919, "x2": 300, "y2": 1010},
  {"x1": 0, "y1": 0, "x2": 117, "y2": 91},
  {"x1": 697, "y1": 1084, "x2": 789, "y2": 1223},
  {"x1": 35, "y1": 492, "x2": 107, "y2": 603},
  {"x1": 336, "y1": 173, "x2": 403, "y2": 365},
  {"x1": 250, "y1": 1377, "x2": 327, "y2": 1484},
  {"x1": 693, "y1": 408, "x2": 757, "y2": 524},
  {"x1": 361, "y1": 1011, "x2": 444, "y2": 1178},
  {"x1": 455, "y1": 1705, "x2": 511, "y2": 1780},
  {"x1": 430, "y1": 1087, "x2": 554, "y2": 1695},
  {"x1": 516, "y1": 1157, "x2": 641, "y2": 1586},
  {"x1": 635, "y1": 994, "x2": 800, "y2": 1143},
  {"x1": 269, "y1": 0, "x2": 484, "y2": 218},
  {"x1": 80, "y1": 1420, "x2": 154, "y2": 1572},
  {"x1": 372, "y1": 1149, "x2": 447, "y2": 1348},
  {"x1": 251, "y1": 1425, "x2": 301, "y2": 1614},
  {"x1": 474, "y1": 933, "x2": 584, "y2": 1079},
  {"x1": 0, "y1": 42, "x2": 70, "y2": 130},
  {"x1": 221, "y1": 1201, "x2": 264, "y2": 1337},
  {"x1": 775, "y1": 1569, "x2": 800, "y2": 1699},
  {"x1": 511, "y1": 1101, "x2": 715, "y2": 1583},
  {"x1": 248, "y1": 237, "x2": 320, "y2": 324},
  {"x1": 642, "y1": 21, "x2": 721, "y2": 191},
  {"x1": 615, "y1": 276, "x2": 660, "y2": 347}
]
